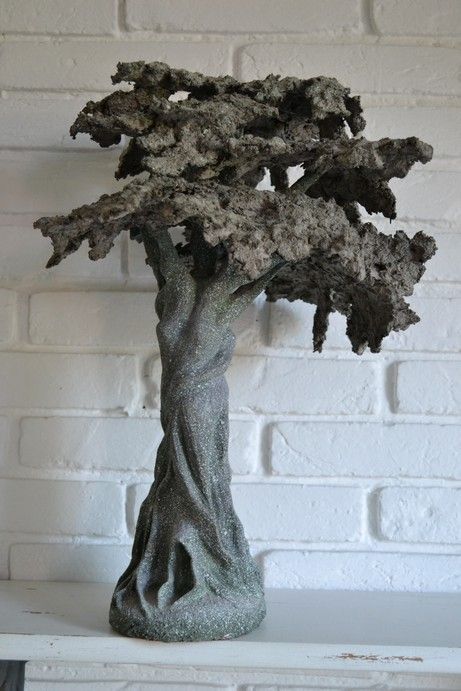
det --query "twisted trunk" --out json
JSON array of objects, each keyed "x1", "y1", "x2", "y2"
[{"x1": 110, "y1": 234, "x2": 267, "y2": 641}]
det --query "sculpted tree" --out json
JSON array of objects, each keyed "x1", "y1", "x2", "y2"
[{"x1": 34, "y1": 61, "x2": 435, "y2": 642}]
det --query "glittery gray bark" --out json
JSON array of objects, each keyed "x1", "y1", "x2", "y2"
[
  {"x1": 33, "y1": 61, "x2": 436, "y2": 641},
  {"x1": 109, "y1": 228, "x2": 266, "y2": 641}
]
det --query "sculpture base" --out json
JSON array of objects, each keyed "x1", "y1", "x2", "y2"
[{"x1": 109, "y1": 590, "x2": 266, "y2": 642}]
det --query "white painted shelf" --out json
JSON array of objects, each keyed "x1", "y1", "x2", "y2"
[{"x1": 1, "y1": 581, "x2": 461, "y2": 674}]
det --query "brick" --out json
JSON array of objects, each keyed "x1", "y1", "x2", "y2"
[
  {"x1": 424, "y1": 233, "x2": 461, "y2": 283},
  {"x1": 19, "y1": 417, "x2": 161, "y2": 472},
  {"x1": 0, "y1": 94, "x2": 105, "y2": 149},
  {"x1": 23, "y1": 682, "x2": 128, "y2": 690},
  {"x1": 232, "y1": 484, "x2": 363, "y2": 541},
  {"x1": 0, "y1": 353, "x2": 136, "y2": 409},
  {"x1": 18, "y1": 664, "x2": 407, "y2": 691},
  {"x1": 128, "y1": 483, "x2": 362, "y2": 542},
  {"x1": 29, "y1": 292, "x2": 157, "y2": 347},
  {"x1": 1, "y1": 0, "x2": 117, "y2": 35},
  {"x1": 271, "y1": 294, "x2": 461, "y2": 353},
  {"x1": 384, "y1": 297, "x2": 461, "y2": 352},
  {"x1": 364, "y1": 106, "x2": 461, "y2": 159},
  {"x1": 269, "y1": 299, "x2": 348, "y2": 351},
  {"x1": 0, "y1": 541, "x2": 8, "y2": 580},
  {"x1": 25, "y1": 682, "x2": 231, "y2": 691},
  {"x1": 126, "y1": 0, "x2": 361, "y2": 34},
  {"x1": 228, "y1": 356, "x2": 376, "y2": 414},
  {"x1": 127, "y1": 484, "x2": 149, "y2": 533},
  {"x1": 390, "y1": 171, "x2": 461, "y2": 223},
  {"x1": 270, "y1": 422, "x2": 461, "y2": 479},
  {"x1": 395, "y1": 361, "x2": 461, "y2": 415},
  {"x1": 239, "y1": 44, "x2": 461, "y2": 96},
  {"x1": 0, "y1": 418, "x2": 8, "y2": 468},
  {"x1": 378, "y1": 487, "x2": 461, "y2": 544},
  {"x1": 28, "y1": 290, "x2": 263, "y2": 350},
  {"x1": 0, "y1": 226, "x2": 122, "y2": 282},
  {"x1": 10, "y1": 543, "x2": 131, "y2": 581},
  {"x1": 0, "y1": 479, "x2": 124, "y2": 535},
  {"x1": 264, "y1": 550, "x2": 461, "y2": 591},
  {"x1": 228, "y1": 420, "x2": 259, "y2": 474},
  {"x1": 373, "y1": 0, "x2": 461, "y2": 37},
  {"x1": 234, "y1": 296, "x2": 265, "y2": 353},
  {"x1": 0, "y1": 150, "x2": 123, "y2": 215},
  {"x1": 0, "y1": 40, "x2": 230, "y2": 91},
  {"x1": 224, "y1": 684, "x2": 425, "y2": 691},
  {"x1": 0, "y1": 289, "x2": 15, "y2": 343}
]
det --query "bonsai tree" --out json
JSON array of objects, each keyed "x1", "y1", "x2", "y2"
[{"x1": 34, "y1": 61, "x2": 436, "y2": 642}]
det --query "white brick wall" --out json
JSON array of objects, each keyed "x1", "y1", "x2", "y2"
[
  {"x1": 0, "y1": 40, "x2": 230, "y2": 91},
  {"x1": 228, "y1": 356, "x2": 376, "y2": 414},
  {"x1": 1, "y1": 0, "x2": 118, "y2": 36},
  {"x1": 264, "y1": 551, "x2": 461, "y2": 591},
  {"x1": 238, "y1": 44, "x2": 461, "y2": 95},
  {"x1": 378, "y1": 487, "x2": 461, "y2": 544},
  {"x1": 269, "y1": 422, "x2": 461, "y2": 478},
  {"x1": 395, "y1": 361, "x2": 461, "y2": 414},
  {"x1": 0, "y1": 289, "x2": 16, "y2": 343},
  {"x1": 19, "y1": 663, "x2": 461, "y2": 691},
  {"x1": 232, "y1": 484, "x2": 363, "y2": 542},
  {"x1": 373, "y1": 0, "x2": 461, "y2": 37},
  {"x1": 10, "y1": 544, "x2": 132, "y2": 582},
  {"x1": 0, "y1": 353, "x2": 136, "y2": 409},
  {"x1": 0, "y1": 151, "x2": 123, "y2": 214},
  {"x1": 0, "y1": 479, "x2": 125, "y2": 535},
  {"x1": 29, "y1": 292, "x2": 158, "y2": 347},
  {"x1": 1, "y1": 1, "x2": 460, "y2": 687},
  {"x1": 125, "y1": 0, "x2": 363, "y2": 34},
  {"x1": 0, "y1": 94, "x2": 102, "y2": 149},
  {"x1": 18, "y1": 417, "x2": 162, "y2": 472},
  {"x1": 0, "y1": 226, "x2": 123, "y2": 281}
]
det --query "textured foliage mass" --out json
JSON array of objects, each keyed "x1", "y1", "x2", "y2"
[{"x1": 34, "y1": 61, "x2": 435, "y2": 353}]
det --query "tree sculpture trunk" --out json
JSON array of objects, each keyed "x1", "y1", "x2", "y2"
[{"x1": 109, "y1": 230, "x2": 267, "y2": 641}]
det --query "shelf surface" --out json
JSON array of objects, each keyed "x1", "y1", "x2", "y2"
[{"x1": 1, "y1": 581, "x2": 461, "y2": 674}]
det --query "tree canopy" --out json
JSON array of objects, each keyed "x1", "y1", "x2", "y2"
[{"x1": 34, "y1": 61, "x2": 436, "y2": 353}]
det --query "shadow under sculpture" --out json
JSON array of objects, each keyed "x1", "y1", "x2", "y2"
[{"x1": 34, "y1": 61, "x2": 436, "y2": 642}]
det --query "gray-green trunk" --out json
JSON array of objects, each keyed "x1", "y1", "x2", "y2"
[{"x1": 109, "y1": 275, "x2": 265, "y2": 641}]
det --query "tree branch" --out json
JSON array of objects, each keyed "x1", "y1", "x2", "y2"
[
  {"x1": 229, "y1": 259, "x2": 286, "y2": 315},
  {"x1": 142, "y1": 224, "x2": 187, "y2": 285},
  {"x1": 141, "y1": 226, "x2": 164, "y2": 288},
  {"x1": 289, "y1": 169, "x2": 325, "y2": 193}
]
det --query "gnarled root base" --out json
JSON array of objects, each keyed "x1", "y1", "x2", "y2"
[{"x1": 109, "y1": 589, "x2": 266, "y2": 642}]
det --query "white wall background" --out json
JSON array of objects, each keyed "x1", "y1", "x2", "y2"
[{"x1": 0, "y1": 0, "x2": 460, "y2": 688}]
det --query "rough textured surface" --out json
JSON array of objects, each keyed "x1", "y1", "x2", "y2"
[
  {"x1": 109, "y1": 234, "x2": 265, "y2": 641},
  {"x1": 35, "y1": 60, "x2": 435, "y2": 353},
  {"x1": 33, "y1": 61, "x2": 435, "y2": 642}
]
